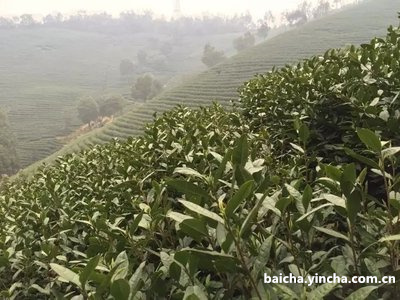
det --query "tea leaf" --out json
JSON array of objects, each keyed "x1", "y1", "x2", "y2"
[
  {"x1": 225, "y1": 180, "x2": 254, "y2": 218},
  {"x1": 179, "y1": 199, "x2": 224, "y2": 224},
  {"x1": 50, "y1": 263, "x2": 81, "y2": 287},
  {"x1": 314, "y1": 226, "x2": 350, "y2": 243},
  {"x1": 356, "y1": 128, "x2": 381, "y2": 152},
  {"x1": 111, "y1": 279, "x2": 130, "y2": 300}
]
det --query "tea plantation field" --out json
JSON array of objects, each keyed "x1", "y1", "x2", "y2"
[
  {"x1": 2, "y1": 16, "x2": 400, "y2": 297},
  {"x1": 24, "y1": 0, "x2": 399, "y2": 174},
  {"x1": 0, "y1": 27, "x2": 240, "y2": 168}
]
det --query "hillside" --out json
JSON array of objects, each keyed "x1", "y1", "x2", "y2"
[
  {"x1": 1, "y1": 17, "x2": 400, "y2": 298},
  {"x1": 0, "y1": 25, "x2": 240, "y2": 168},
  {"x1": 22, "y1": 0, "x2": 399, "y2": 175}
]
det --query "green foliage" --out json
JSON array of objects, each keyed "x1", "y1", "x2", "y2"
[
  {"x1": 285, "y1": 8, "x2": 308, "y2": 26},
  {"x1": 3, "y1": 19, "x2": 400, "y2": 300},
  {"x1": 313, "y1": 1, "x2": 331, "y2": 19},
  {"x1": 257, "y1": 24, "x2": 270, "y2": 39},
  {"x1": 201, "y1": 44, "x2": 226, "y2": 67},
  {"x1": 131, "y1": 74, "x2": 162, "y2": 101},
  {"x1": 98, "y1": 95, "x2": 125, "y2": 117},
  {"x1": 239, "y1": 24, "x2": 400, "y2": 177},
  {"x1": 77, "y1": 97, "x2": 100, "y2": 124},
  {"x1": 257, "y1": 11, "x2": 274, "y2": 40}
]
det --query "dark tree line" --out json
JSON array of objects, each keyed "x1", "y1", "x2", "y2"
[
  {"x1": 0, "y1": 0, "x2": 352, "y2": 35},
  {"x1": 0, "y1": 11, "x2": 251, "y2": 36}
]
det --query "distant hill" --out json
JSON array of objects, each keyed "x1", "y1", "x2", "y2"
[
  {"x1": 0, "y1": 25, "x2": 241, "y2": 168},
  {"x1": 22, "y1": 0, "x2": 400, "y2": 174}
]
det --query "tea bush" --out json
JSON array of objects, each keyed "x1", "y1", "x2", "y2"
[
  {"x1": 1, "y1": 21, "x2": 400, "y2": 300},
  {"x1": 239, "y1": 24, "x2": 400, "y2": 165}
]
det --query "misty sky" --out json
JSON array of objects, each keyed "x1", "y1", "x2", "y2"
[{"x1": 0, "y1": 0, "x2": 356, "y2": 19}]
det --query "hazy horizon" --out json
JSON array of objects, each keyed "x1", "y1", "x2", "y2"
[{"x1": 0, "y1": 0, "x2": 358, "y2": 20}]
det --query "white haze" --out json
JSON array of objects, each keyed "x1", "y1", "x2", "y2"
[{"x1": 1, "y1": 0, "x2": 359, "y2": 20}]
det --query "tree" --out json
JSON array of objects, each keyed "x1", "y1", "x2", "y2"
[
  {"x1": 98, "y1": 96, "x2": 124, "y2": 116},
  {"x1": 284, "y1": 1, "x2": 312, "y2": 26},
  {"x1": 77, "y1": 97, "x2": 99, "y2": 124},
  {"x1": 233, "y1": 32, "x2": 255, "y2": 52},
  {"x1": 131, "y1": 74, "x2": 162, "y2": 101},
  {"x1": 43, "y1": 13, "x2": 64, "y2": 26},
  {"x1": 0, "y1": 109, "x2": 19, "y2": 175},
  {"x1": 257, "y1": 23, "x2": 270, "y2": 40},
  {"x1": 0, "y1": 17, "x2": 14, "y2": 29},
  {"x1": 257, "y1": 11, "x2": 274, "y2": 40},
  {"x1": 119, "y1": 59, "x2": 134, "y2": 76},
  {"x1": 201, "y1": 44, "x2": 226, "y2": 67},
  {"x1": 313, "y1": 0, "x2": 331, "y2": 19},
  {"x1": 19, "y1": 14, "x2": 37, "y2": 27}
]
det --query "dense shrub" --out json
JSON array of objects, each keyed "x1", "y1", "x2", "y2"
[
  {"x1": 239, "y1": 25, "x2": 400, "y2": 161},
  {"x1": 131, "y1": 74, "x2": 163, "y2": 101},
  {"x1": 201, "y1": 44, "x2": 226, "y2": 67},
  {"x1": 239, "y1": 24, "x2": 400, "y2": 198},
  {"x1": 98, "y1": 96, "x2": 125, "y2": 117},
  {"x1": 77, "y1": 97, "x2": 100, "y2": 124}
]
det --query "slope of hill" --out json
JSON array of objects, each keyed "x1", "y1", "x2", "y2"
[
  {"x1": 24, "y1": 0, "x2": 398, "y2": 174},
  {"x1": 2, "y1": 19, "x2": 400, "y2": 298},
  {"x1": 0, "y1": 26, "x2": 240, "y2": 168}
]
